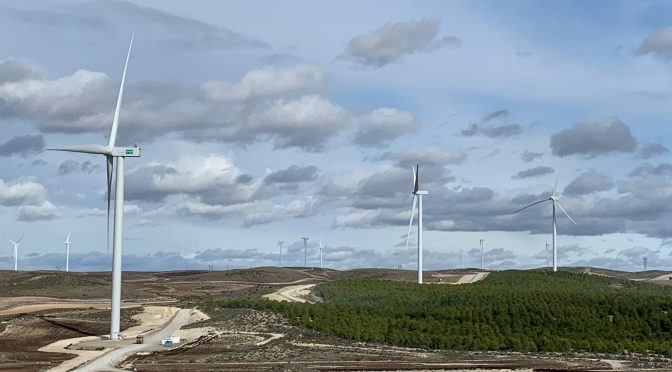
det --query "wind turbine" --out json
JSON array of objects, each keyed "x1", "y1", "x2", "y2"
[
  {"x1": 278, "y1": 241, "x2": 283, "y2": 267},
  {"x1": 405, "y1": 164, "x2": 428, "y2": 284},
  {"x1": 48, "y1": 35, "x2": 140, "y2": 340},
  {"x1": 8, "y1": 236, "x2": 24, "y2": 271},
  {"x1": 513, "y1": 176, "x2": 577, "y2": 272},
  {"x1": 301, "y1": 237, "x2": 309, "y2": 267},
  {"x1": 64, "y1": 232, "x2": 71, "y2": 272},
  {"x1": 319, "y1": 241, "x2": 323, "y2": 269}
]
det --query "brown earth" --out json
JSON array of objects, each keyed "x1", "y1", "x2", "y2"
[{"x1": 1, "y1": 266, "x2": 671, "y2": 371}]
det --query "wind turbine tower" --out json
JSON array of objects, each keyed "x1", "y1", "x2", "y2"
[
  {"x1": 479, "y1": 239, "x2": 485, "y2": 270},
  {"x1": 513, "y1": 175, "x2": 577, "y2": 272},
  {"x1": 64, "y1": 232, "x2": 71, "y2": 272},
  {"x1": 8, "y1": 236, "x2": 24, "y2": 271},
  {"x1": 301, "y1": 237, "x2": 309, "y2": 267},
  {"x1": 643, "y1": 256, "x2": 648, "y2": 271},
  {"x1": 545, "y1": 242, "x2": 550, "y2": 268},
  {"x1": 278, "y1": 241, "x2": 283, "y2": 267},
  {"x1": 405, "y1": 165, "x2": 428, "y2": 284},
  {"x1": 319, "y1": 241, "x2": 323, "y2": 269},
  {"x1": 460, "y1": 246, "x2": 464, "y2": 269},
  {"x1": 48, "y1": 36, "x2": 140, "y2": 340}
]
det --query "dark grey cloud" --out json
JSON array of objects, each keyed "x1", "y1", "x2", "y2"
[
  {"x1": 550, "y1": 118, "x2": 637, "y2": 158},
  {"x1": 511, "y1": 166, "x2": 554, "y2": 180},
  {"x1": 264, "y1": 165, "x2": 318, "y2": 184},
  {"x1": 638, "y1": 143, "x2": 669, "y2": 159},
  {"x1": 636, "y1": 27, "x2": 672, "y2": 59},
  {"x1": 31, "y1": 159, "x2": 48, "y2": 167},
  {"x1": 460, "y1": 122, "x2": 522, "y2": 138},
  {"x1": 6, "y1": 0, "x2": 266, "y2": 51},
  {"x1": 564, "y1": 171, "x2": 613, "y2": 196},
  {"x1": 0, "y1": 134, "x2": 44, "y2": 157},
  {"x1": 0, "y1": 58, "x2": 42, "y2": 84},
  {"x1": 80, "y1": 160, "x2": 99, "y2": 174},
  {"x1": 57, "y1": 160, "x2": 79, "y2": 175},
  {"x1": 353, "y1": 108, "x2": 419, "y2": 148},
  {"x1": 521, "y1": 150, "x2": 543, "y2": 162},
  {"x1": 342, "y1": 19, "x2": 459, "y2": 67},
  {"x1": 629, "y1": 162, "x2": 672, "y2": 177},
  {"x1": 482, "y1": 109, "x2": 508, "y2": 122}
]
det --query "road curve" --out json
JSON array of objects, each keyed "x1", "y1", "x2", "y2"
[{"x1": 76, "y1": 309, "x2": 191, "y2": 371}]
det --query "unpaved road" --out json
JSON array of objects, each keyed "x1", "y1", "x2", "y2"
[
  {"x1": 77, "y1": 308, "x2": 192, "y2": 371},
  {"x1": 0, "y1": 301, "x2": 138, "y2": 316},
  {"x1": 456, "y1": 272, "x2": 489, "y2": 284},
  {"x1": 263, "y1": 284, "x2": 317, "y2": 303}
]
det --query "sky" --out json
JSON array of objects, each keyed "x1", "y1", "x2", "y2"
[{"x1": 2, "y1": 0, "x2": 672, "y2": 272}]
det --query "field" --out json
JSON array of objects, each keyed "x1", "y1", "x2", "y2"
[{"x1": 1, "y1": 267, "x2": 672, "y2": 371}]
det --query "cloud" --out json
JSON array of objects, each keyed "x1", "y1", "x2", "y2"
[
  {"x1": 636, "y1": 27, "x2": 672, "y2": 59},
  {"x1": 6, "y1": 0, "x2": 266, "y2": 51},
  {"x1": 17, "y1": 201, "x2": 58, "y2": 221},
  {"x1": 482, "y1": 109, "x2": 508, "y2": 122},
  {"x1": 57, "y1": 160, "x2": 79, "y2": 175},
  {"x1": 563, "y1": 171, "x2": 614, "y2": 196},
  {"x1": 247, "y1": 95, "x2": 350, "y2": 151},
  {"x1": 628, "y1": 162, "x2": 672, "y2": 177},
  {"x1": 511, "y1": 166, "x2": 554, "y2": 180},
  {"x1": 0, "y1": 177, "x2": 48, "y2": 206},
  {"x1": 341, "y1": 19, "x2": 459, "y2": 67},
  {"x1": 201, "y1": 65, "x2": 325, "y2": 102},
  {"x1": 0, "y1": 134, "x2": 44, "y2": 157},
  {"x1": 264, "y1": 165, "x2": 318, "y2": 184},
  {"x1": 353, "y1": 108, "x2": 420, "y2": 147},
  {"x1": 460, "y1": 122, "x2": 522, "y2": 138},
  {"x1": 550, "y1": 118, "x2": 637, "y2": 158},
  {"x1": 521, "y1": 150, "x2": 543, "y2": 162},
  {"x1": 638, "y1": 143, "x2": 669, "y2": 159},
  {"x1": 375, "y1": 145, "x2": 466, "y2": 167},
  {"x1": 0, "y1": 58, "x2": 42, "y2": 84}
]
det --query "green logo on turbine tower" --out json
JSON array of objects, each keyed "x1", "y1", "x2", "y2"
[{"x1": 125, "y1": 149, "x2": 133, "y2": 155}]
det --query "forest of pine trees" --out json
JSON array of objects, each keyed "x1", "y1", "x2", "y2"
[{"x1": 203, "y1": 271, "x2": 672, "y2": 356}]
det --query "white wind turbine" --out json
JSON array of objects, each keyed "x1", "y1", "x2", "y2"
[
  {"x1": 405, "y1": 164, "x2": 428, "y2": 284},
  {"x1": 319, "y1": 241, "x2": 323, "y2": 269},
  {"x1": 8, "y1": 235, "x2": 24, "y2": 271},
  {"x1": 513, "y1": 176, "x2": 577, "y2": 272},
  {"x1": 48, "y1": 35, "x2": 140, "y2": 340},
  {"x1": 64, "y1": 232, "x2": 71, "y2": 272}
]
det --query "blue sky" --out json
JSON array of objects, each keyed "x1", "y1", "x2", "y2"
[{"x1": 1, "y1": 0, "x2": 672, "y2": 272}]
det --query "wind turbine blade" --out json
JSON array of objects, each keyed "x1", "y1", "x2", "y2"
[
  {"x1": 47, "y1": 144, "x2": 112, "y2": 155},
  {"x1": 405, "y1": 195, "x2": 418, "y2": 252},
  {"x1": 66, "y1": 232, "x2": 71, "y2": 243},
  {"x1": 512, "y1": 199, "x2": 549, "y2": 214},
  {"x1": 554, "y1": 200, "x2": 577, "y2": 225},
  {"x1": 16, "y1": 236, "x2": 24, "y2": 244},
  {"x1": 414, "y1": 165, "x2": 419, "y2": 193},
  {"x1": 8, "y1": 240, "x2": 15, "y2": 245},
  {"x1": 553, "y1": 172, "x2": 559, "y2": 196},
  {"x1": 106, "y1": 156, "x2": 113, "y2": 256},
  {"x1": 108, "y1": 34, "x2": 134, "y2": 148}
]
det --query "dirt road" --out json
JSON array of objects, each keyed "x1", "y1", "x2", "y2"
[
  {"x1": 263, "y1": 284, "x2": 316, "y2": 303},
  {"x1": 77, "y1": 308, "x2": 192, "y2": 371}
]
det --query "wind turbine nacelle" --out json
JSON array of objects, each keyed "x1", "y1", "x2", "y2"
[{"x1": 111, "y1": 147, "x2": 141, "y2": 157}]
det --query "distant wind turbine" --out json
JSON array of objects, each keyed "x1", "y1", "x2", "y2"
[
  {"x1": 405, "y1": 164, "x2": 428, "y2": 284},
  {"x1": 319, "y1": 241, "x2": 323, "y2": 269},
  {"x1": 8, "y1": 235, "x2": 24, "y2": 271},
  {"x1": 48, "y1": 35, "x2": 140, "y2": 340},
  {"x1": 301, "y1": 237, "x2": 309, "y2": 267},
  {"x1": 278, "y1": 241, "x2": 283, "y2": 267},
  {"x1": 513, "y1": 176, "x2": 577, "y2": 272},
  {"x1": 64, "y1": 232, "x2": 71, "y2": 272}
]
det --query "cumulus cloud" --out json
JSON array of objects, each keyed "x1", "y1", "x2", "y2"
[
  {"x1": 342, "y1": 19, "x2": 459, "y2": 67},
  {"x1": 0, "y1": 134, "x2": 44, "y2": 157},
  {"x1": 0, "y1": 58, "x2": 43, "y2": 84},
  {"x1": 511, "y1": 166, "x2": 554, "y2": 180},
  {"x1": 482, "y1": 109, "x2": 508, "y2": 122},
  {"x1": 563, "y1": 171, "x2": 614, "y2": 196},
  {"x1": 57, "y1": 160, "x2": 79, "y2": 175},
  {"x1": 201, "y1": 65, "x2": 325, "y2": 102},
  {"x1": 550, "y1": 118, "x2": 637, "y2": 158},
  {"x1": 353, "y1": 108, "x2": 419, "y2": 147},
  {"x1": 18, "y1": 201, "x2": 58, "y2": 221},
  {"x1": 375, "y1": 145, "x2": 466, "y2": 167},
  {"x1": 247, "y1": 95, "x2": 350, "y2": 151},
  {"x1": 0, "y1": 177, "x2": 48, "y2": 206},
  {"x1": 264, "y1": 165, "x2": 318, "y2": 184},
  {"x1": 629, "y1": 162, "x2": 672, "y2": 177},
  {"x1": 638, "y1": 143, "x2": 669, "y2": 159},
  {"x1": 521, "y1": 150, "x2": 543, "y2": 162},
  {"x1": 460, "y1": 122, "x2": 522, "y2": 138},
  {"x1": 636, "y1": 27, "x2": 672, "y2": 59}
]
